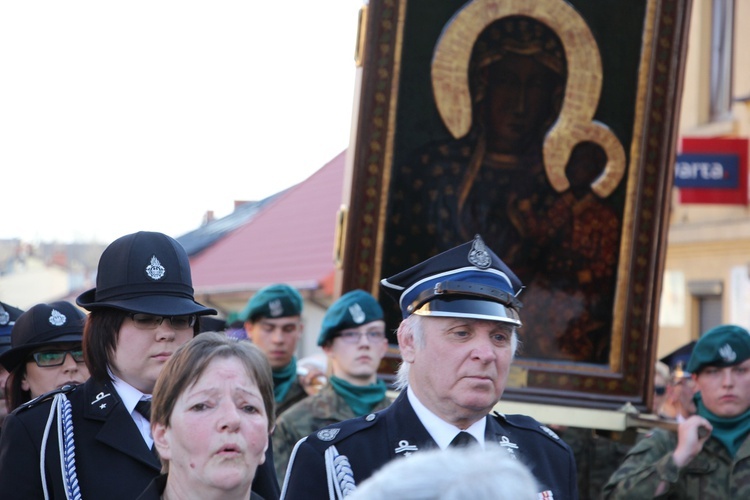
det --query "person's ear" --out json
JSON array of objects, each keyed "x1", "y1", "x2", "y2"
[
  {"x1": 21, "y1": 372, "x2": 30, "y2": 392},
  {"x1": 152, "y1": 423, "x2": 172, "y2": 461},
  {"x1": 398, "y1": 324, "x2": 416, "y2": 363}
]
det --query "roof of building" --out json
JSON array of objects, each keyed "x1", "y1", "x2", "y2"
[
  {"x1": 187, "y1": 150, "x2": 346, "y2": 296},
  {"x1": 178, "y1": 193, "x2": 284, "y2": 257}
]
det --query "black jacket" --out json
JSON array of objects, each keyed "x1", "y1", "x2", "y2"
[
  {"x1": 281, "y1": 391, "x2": 578, "y2": 499},
  {"x1": 137, "y1": 474, "x2": 266, "y2": 500},
  {"x1": 0, "y1": 379, "x2": 159, "y2": 499}
]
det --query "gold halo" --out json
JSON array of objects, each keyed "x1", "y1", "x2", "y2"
[{"x1": 432, "y1": 0, "x2": 625, "y2": 197}]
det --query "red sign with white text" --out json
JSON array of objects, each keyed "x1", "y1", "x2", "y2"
[{"x1": 678, "y1": 137, "x2": 748, "y2": 205}]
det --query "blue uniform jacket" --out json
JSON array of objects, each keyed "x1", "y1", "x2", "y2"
[
  {"x1": 280, "y1": 391, "x2": 578, "y2": 499},
  {"x1": 0, "y1": 378, "x2": 160, "y2": 499}
]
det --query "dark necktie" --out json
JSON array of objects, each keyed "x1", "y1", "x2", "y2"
[
  {"x1": 135, "y1": 399, "x2": 152, "y2": 421},
  {"x1": 449, "y1": 431, "x2": 478, "y2": 448},
  {"x1": 135, "y1": 399, "x2": 159, "y2": 460}
]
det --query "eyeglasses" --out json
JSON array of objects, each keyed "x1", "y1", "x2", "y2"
[
  {"x1": 129, "y1": 313, "x2": 197, "y2": 331},
  {"x1": 334, "y1": 330, "x2": 387, "y2": 344},
  {"x1": 31, "y1": 349, "x2": 85, "y2": 367}
]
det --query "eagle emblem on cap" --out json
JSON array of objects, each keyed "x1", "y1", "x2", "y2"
[
  {"x1": 349, "y1": 303, "x2": 366, "y2": 324},
  {"x1": 268, "y1": 299, "x2": 283, "y2": 317},
  {"x1": 467, "y1": 235, "x2": 491, "y2": 269},
  {"x1": 48, "y1": 309, "x2": 67, "y2": 326},
  {"x1": 719, "y1": 343, "x2": 737, "y2": 363},
  {"x1": 145, "y1": 256, "x2": 166, "y2": 280}
]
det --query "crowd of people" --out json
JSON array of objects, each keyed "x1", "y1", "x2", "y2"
[{"x1": 1, "y1": 230, "x2": 749, "y2": 499}]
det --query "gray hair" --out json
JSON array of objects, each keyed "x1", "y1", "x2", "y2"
[
  {"x1": 348, "y1": 444, "x2": 538, "y2": 500},
  {"x1": 394, "y1": 315, "x2": 519, "y2": 391}
]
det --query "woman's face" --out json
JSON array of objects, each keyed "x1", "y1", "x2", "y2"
[
  {"x1": 111, "y1": 315, "x2": 194, "y2": 394},
  {"x1": 484, "y1": 52, "x2": 563, "y2": 155},
  {"x1": 22, "y1": 342, "x2": 89, "y2": 398},
  {"x1": 153, "y1": 356, "x2": 269, "y2": 497}
]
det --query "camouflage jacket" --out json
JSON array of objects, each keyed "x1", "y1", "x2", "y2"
[
  {"x1": 602, "y1": 428, "x2": 750, "y2": 499},
  {"x1": 276, "y1": 378, "x2": 308, "y2": 417},
  {"x1": 272, "y1": 383, "x2": 392, "y2": 483}
]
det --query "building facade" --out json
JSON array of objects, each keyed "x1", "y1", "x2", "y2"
[{"x1": 658, "y1": 0, "x2": 750, "y2": 357}]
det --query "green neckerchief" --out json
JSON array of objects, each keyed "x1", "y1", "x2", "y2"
[
  {"x1": 695, "y1": 392, "x2": 750, "y2": 457},
  {"x1": 272, "y1": 357, "x2": 297, "y2": 403},
  {"x1": 329, "y1": 375, "x2": 387, "y2": 417}
]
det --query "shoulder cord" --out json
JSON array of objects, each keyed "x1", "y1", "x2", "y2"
[
  {"x1": 324, "y1": 445, "x2": 357, "y2": 499},
  {"x1": 40, "y1": 393, "x2": 81, "y2": 500}
]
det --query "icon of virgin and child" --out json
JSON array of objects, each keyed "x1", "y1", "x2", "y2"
[{"x1": 383, "y1": 1, "x2": 628, "y2": 365}]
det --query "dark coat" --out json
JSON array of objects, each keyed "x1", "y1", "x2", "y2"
[
  {"x1": 0, "y1": 378, "x2": 280, "y2": 500},
  {"x1": 0, "y1": 378, "x2": 160, "y2": 500},
  {"x1": 136, "y1": 474, "x2": 266, "y2": 500},
  {"x1": 281, "y1": 391, "x2": 578, "y2": 500}
]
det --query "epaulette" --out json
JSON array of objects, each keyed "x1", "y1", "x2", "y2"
[
  {"x1": 15, "y1": 383, "x2": 80, "y2": 413},
  {"x1": 306, "y1": 410, "x2": 384, "y2": 449},
  {"x1": 492, "y1": 411, "x2": 569, "y2": 447}
]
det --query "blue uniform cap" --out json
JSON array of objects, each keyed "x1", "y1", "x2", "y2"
[
  {"x1": 687, "y1": 324, "x2": 750, "y2": 374},
  {"x1": 659, "y1": 340, "x2": 696, "y2": 378},
  {"x1": 241, "y1": 283, "x2": 303, "y2": 322},
  {"x1": 380, "y1": 235, "x2": 523, "y2": 325},
  {"x1": 76, "y1": 231, "x2": 216, "y2": 317},
  {"x1": 318, "y1": 290, "x2": 384, "y2": 346},
  {"x1": 0, "y1": 301, "x2": 25, "y2": 356},
  {"x1": 0, "y1": 301, "x2": 86, "y2": 372}
]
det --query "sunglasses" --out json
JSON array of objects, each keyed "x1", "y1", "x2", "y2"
[
  {"x1": 654, "y1": 385, "x2": 666, "y2": 396},
  {"x1": 129, "y1": 313, "x2": 197, "y2": 331},
  {"x1": 30, "y1": 349, "x2": 85, "y2": 368}
]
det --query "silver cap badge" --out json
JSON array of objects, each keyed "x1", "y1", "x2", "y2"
[
  {"x1": 467, "y1": 235, "x2": 491, "y2": 269},
  {"x1": 48, "y1": 309, "x2": 67, "y2": 326},
  {"x1": 719, "y1": 343, "x2": 737, "y2": 363},
  {"x1": 349, "y1": 303, "x2": 366, "y2": 324},
  {"x1": 268, "y1": 299, "x2": 284, "y2": 317},
  {"x1": 145, "y1": 255, "x2": 166, "y2": 280}
]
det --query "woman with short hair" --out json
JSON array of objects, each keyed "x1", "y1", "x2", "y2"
[{"x1": 138, "y1": 331, "x2": 274, "y2": 500}]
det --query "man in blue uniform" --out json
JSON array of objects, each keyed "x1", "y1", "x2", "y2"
[{"x1": 281, "y1": 235, "x2": 578, "y2": 499}]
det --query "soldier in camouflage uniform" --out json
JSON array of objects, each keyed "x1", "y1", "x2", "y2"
[
  {"x1": 273, "y1": 290, "x2": 392, "y2": 482},
  {"x1": 241, "y1": 284, "x2": 310, "y2": 415},
  {"x1": 603, "y1": 324, "x2": 750, "y2": 499}
]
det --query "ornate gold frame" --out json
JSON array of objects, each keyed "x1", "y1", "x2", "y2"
[{"x1": 337, "y1": 0, "x2": 692, "y2": 411}]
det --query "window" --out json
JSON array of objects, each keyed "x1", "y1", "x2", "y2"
[{"x1": 709, "y1": 0, "x2": 734, "y2": 120}]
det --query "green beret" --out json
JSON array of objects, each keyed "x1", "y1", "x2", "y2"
[
  {"x1": 318, "y1": 290, "x2": 384, "y2": 346},
  {"x1": 687, "y1": 324, "x2": 750, "y2": 374},
  {"x1": 241, "y1": 284, "x2": 303, "y2": 322}
]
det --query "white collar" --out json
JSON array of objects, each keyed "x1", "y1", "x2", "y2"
[
  {"x1": 111, "y1": 374, "x2": 150, "y2": 414},
  {"x1": 407, "y1": 386, "x2": 486, "y2": 449}
]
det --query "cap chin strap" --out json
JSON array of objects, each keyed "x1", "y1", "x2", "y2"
[{"x1": 407, "y1": 280, "x2": 522, "y2": 315}]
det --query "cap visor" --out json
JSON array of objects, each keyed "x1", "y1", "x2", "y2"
[
  {"x1": 77, "y1": 292, "x2": 216, "y2": 316},
  {"x1": 414, "y1": 298, "x2": 521, "y2": 325}
]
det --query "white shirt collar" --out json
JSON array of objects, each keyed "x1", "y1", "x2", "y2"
[
  {"x1": 111, "y1": 373, "x2": 150, "y2": 413},
  {"x1": 111, "y1": 373, "x2": 153, "y2": 447},
  {"x1": 407, "y1": 386, "x2": 486, "y2": 449}
]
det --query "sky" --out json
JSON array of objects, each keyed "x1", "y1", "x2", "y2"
[{"x1": 0, "y1": 2, "x2": 363, "y2": 244}]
